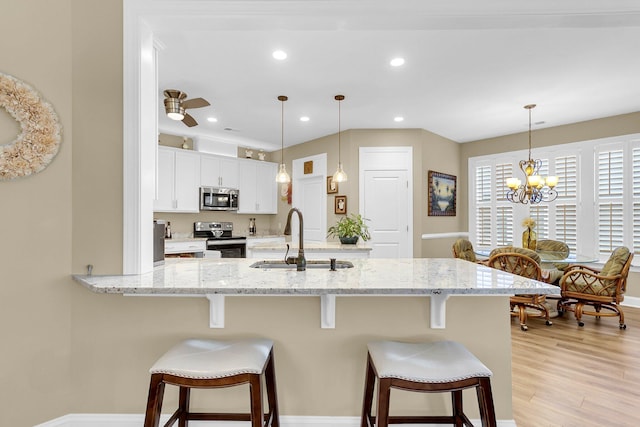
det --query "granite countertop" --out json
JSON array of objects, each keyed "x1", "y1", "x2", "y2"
[
  {"x1": 165, "y1": 237, "x2": 208, "y2": 243},
  {"x1": 73, "y1": 258, "x2": 556, "y2": 296},
  {"x1": 250, "y1": 241, "x2": 372, "y2": 252}
]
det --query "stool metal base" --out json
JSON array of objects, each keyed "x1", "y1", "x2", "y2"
[
  {"x1": 361, "y1": 352, "x2": 497, "y2": 427},
  {"x1": 144, "y1": 348, "x2": 279, "y2": 427}
]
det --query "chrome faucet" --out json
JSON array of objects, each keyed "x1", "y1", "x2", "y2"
[{"x1": 284, "y1": 207, "x2": 306, "y2": 271}]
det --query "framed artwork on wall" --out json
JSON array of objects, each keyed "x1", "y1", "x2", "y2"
[
  {"x1": 334, "y1": 195, "x2": 347, "y2": 214},
  {"x1": 428, "y1": 170, "x2": 456, "y2": 216},
  {"x1": 327, "y1": 176, "x2": 338, "y2": 194}
]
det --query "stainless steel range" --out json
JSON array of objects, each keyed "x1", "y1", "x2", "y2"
[{"x1": 194, "y1": 221, "x2": 247, "y2": 258}]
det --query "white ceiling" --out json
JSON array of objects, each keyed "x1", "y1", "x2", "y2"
[{"x1": 144, "y1": 0, "x2": 640, "y2": 151}]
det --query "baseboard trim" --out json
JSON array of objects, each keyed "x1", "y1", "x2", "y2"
[
  {"x1": 35, "y1": 413, "x2": 517, "y2": 427},
  {"x1": 623, "y1": 296, "x2": 640, "y2": 308}
]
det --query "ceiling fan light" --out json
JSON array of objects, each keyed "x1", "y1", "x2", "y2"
[
  {"x1": 333, "y1": 163, "x2": 348, "y2": 183},
  {"x1": 167, "y1": 111, "x2": 184, "y2": 121},
  {"x1": 276, "y1": 163, "x2": 291, "y2": 183},
  {"x1": 164, "y1": 97, "x2": 185, "y2": 120}
]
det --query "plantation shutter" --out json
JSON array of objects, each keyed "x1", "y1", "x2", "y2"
[
  {"x1": 597, "y1": 149, "x2": 624, "y2": 254},
  {"x1": 475, "y1": 166, "x2": 492, "y2": 245},
  {"x1": 495, "y1": 163, "x2": 512, "y2": 201},
  {"x1": 476, "y1": 207, "x2": 492, "y2": 246},
  {"x1": 496, "y1": 206, "x2": 513, "y2": 246},
  {"x1": 552, "y1": 155, "x2": 578, "y2": 252},
  {"x1": 632, "y1": 147, "x2": 640, "y2": 255},
  {"x1": 529, "y1": 205, "x2": 549, "y2": 239}
]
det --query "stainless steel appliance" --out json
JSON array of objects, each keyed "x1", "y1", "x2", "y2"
[
  {"x1": 194, "y1": 221, "x2": 246, "y2": 258},
  {"x1": 200, "y1": 187, "x2": 239, "y2": 211}
]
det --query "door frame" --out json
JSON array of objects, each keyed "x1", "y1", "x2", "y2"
[{"x1": 359, "y1": 146, "x2": 413, "y2": 258}]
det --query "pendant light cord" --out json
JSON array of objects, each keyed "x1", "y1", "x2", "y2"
[
  {"x1": 278, "y1": 95, "x2": 288, "y2": 164},
  {"x1": 335, "y1": 94, "x2": 345, "y2": 163}
]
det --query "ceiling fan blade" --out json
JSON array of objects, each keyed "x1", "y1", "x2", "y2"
[
  {"x1": 182, "y1": 97, "x2": 210, "y2": 110},
  {"x1": 182, "y1": 113, "x2": 198, "y2": 127}
]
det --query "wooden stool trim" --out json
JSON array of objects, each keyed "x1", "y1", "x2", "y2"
[
  {"x1": 361, "y1": 341, "x2": 497, "y2": 427},
  {"x1": 144, "y1": 339, "x2": 279, "y2": 427}
]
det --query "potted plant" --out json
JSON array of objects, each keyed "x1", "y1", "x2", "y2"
[{"x1": 327, "y1": 213, "x2": 371, "y2": 244}]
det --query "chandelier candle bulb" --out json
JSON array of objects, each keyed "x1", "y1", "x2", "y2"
[{"x1": 545, "y1": 176, "x2": 559, "y2": 188}]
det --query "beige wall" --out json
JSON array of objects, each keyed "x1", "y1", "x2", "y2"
[
  {"x1": 2, "y1": 1, "x2": 635, "y2": 425},
  {"x1": 0, "y1": 1, "x2": 73, "y2": 425},
  {"x1": 459, "y1": 112, "x2": 640, "y2": 298},
  {"x1": 272, "y1": 128, "x2": 463, "y2": 258}
]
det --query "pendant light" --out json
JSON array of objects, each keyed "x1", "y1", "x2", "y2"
[
  {"x1": 275, "y1": 95, "x2": 291, "y2": 183},
  {"x1": 332, "y1": 94, "x2": 348, "y2": 183}
]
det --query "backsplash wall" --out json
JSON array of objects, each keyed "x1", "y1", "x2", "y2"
[{"x1": 156, "y1": 211, "x2": 281, "y2": 238}]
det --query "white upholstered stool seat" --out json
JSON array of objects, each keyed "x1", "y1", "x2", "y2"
[
  {"x1": 150, "y1": 338, "x2": 273, "y2": 379},
  {"x1": 144, "y1": 338, "x2": 280, "y2": 427},
  {"x1": 361, "y1": 340, "x2": 496, "y2": 427}
]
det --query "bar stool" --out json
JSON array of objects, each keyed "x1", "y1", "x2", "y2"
[
  {"x1": 361, "y1": 340, "x2": 496, "y2": 427},
  {"x1": 144, "y1": 338, "x2": 279, "y2": 427}
]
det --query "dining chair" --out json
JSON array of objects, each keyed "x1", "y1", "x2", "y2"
[
  {"x1": 452, "y1": 238, "x2": 487, "y2": 265},
  {"x1": 487, "y1": 247, "x2": 552, "y2": 331},
  {"x1": 559, "y1": 246, "x2": 633, "y2": 329},
  {"x1": 536, "y1": 239, "x2": 570, "y2": 284}
]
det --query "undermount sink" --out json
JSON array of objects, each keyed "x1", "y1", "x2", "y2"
[{"x1": 250, "y1": 260, "x2": 354, "y2": 269}]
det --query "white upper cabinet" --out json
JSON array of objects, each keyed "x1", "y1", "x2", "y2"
[
  {"x1": 200, "y1": 154, "x2": 239, "y2": 188},
  {"x1": 154, "y1": 146, "x2": 201, "y2": 213},
  {"x1": 238, "y1": 159, "x2": 278, "y2": 214}
]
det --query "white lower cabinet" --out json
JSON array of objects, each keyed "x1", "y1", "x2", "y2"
[
  {"x1": 238, "y1": 159, "x2": 278, "y2": 214},
  {"x1": 154, "y1": 146, "x2": 201, "y2": 213},
  {"x1": 164, "y1": 239, "x2": 207, "y2": 257}
]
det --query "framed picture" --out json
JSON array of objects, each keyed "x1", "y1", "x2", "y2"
[
  {"x1": 428, "y1": 170, "x2": 456, "y2": 216},
  {"x1": 327, "y1": 176, "x2": 338, "y2": 194},
  {"x1": 334, "y1": 195, "x2": 347, "y2": 214}
]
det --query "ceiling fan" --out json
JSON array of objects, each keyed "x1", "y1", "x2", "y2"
[{"x1": 163, "y1": 89, "x2": 210, "y2": 127}]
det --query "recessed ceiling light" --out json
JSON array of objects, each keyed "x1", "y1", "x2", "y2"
[
  {"x1": 300, "y1": 116, "x2": 310, "y2": 122},
  {"x1": 390, "y1": 57, "x2": 405, "y2": 67},
  {"x1": 394, "y1": 116, "x2": 404, "y2": 122},
  {"x1": 272, "y1": 50, "x2": 287, "y2": 60},
  {"x1": 207, "y1": 117, "x2": 218, "y2": 123}
]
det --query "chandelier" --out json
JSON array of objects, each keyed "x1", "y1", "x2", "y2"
[{"x1": 505, "y1": 104, "x2": 558, "y2": 204}]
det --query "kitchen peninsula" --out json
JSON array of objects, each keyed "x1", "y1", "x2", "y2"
[{"x1": 73, "y1": 257, "x2": 556, "y2": 424}]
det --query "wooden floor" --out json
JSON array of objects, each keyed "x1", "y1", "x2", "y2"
[{"x1": 511, "y1": 303, "x2": 640, "y2": 427}]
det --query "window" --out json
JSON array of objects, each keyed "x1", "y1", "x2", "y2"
[{"x1": 469, "y1": 133, "x2": 640, "y2": 263}]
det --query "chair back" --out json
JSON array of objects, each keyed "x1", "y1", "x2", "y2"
[
  {"x1": 452, "y1": 238, "x2": 477, "y2": 262},
  {"x1": 536, "y1": 240, "x2": 570, "y2": 260},
  {"x1": 487, "y1": 251, "x2": 542, "y2": 280},
  {"x1": 602, "y1": 247, "x2": 633, "y2": 291},
  {"x1": 489, "y1": 246, "x2": 541, "y2": 265}
]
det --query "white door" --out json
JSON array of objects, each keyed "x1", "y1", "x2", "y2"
[
  {"x1": 359, "y1": 147, "x2": 413, "y2": 258},
  {"x1": 296, "y1": 176, "x2": 324, "y2": 241},
  {"x1": 362, "y1": 170, "x2": 410, "y2": 257},
  {"x1": 292, "y1": 154, "x2": 327, "y2": 243}
]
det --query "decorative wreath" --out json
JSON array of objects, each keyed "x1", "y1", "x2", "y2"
[{"x1": 0, "y1": 72, "x2": 61, "y2": 181}]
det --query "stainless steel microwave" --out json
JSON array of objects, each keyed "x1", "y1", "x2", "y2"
[{"x1": 200, "y1": 187, "x2": 239, "y2": 211}]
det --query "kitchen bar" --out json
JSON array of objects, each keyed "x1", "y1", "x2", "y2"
[
  {"x1": 72, "y1": 257, "x2": 557, "y2": 424},
  {"x1": 73, "y1": 257, "x2": 556, "y2": 329}
]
